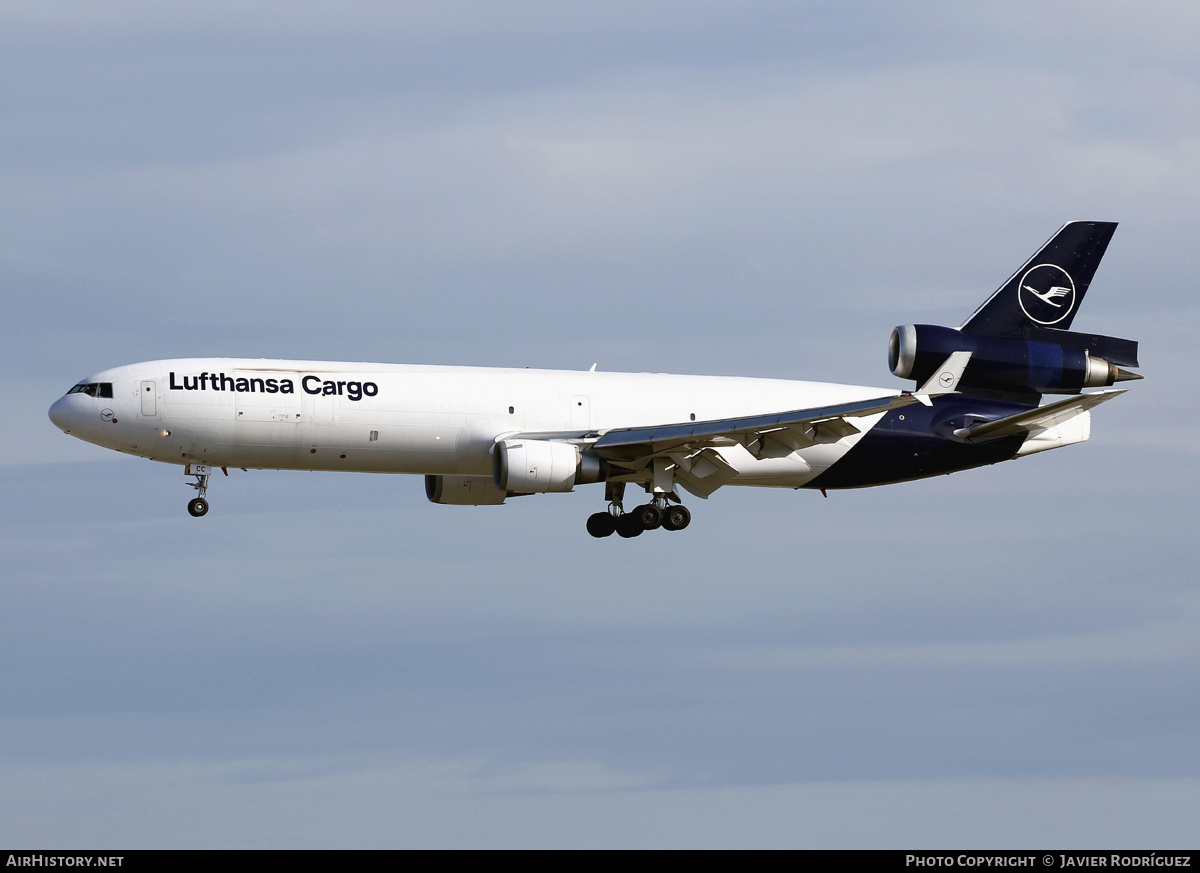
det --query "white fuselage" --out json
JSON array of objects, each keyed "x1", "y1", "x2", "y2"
[{"x1": 48, "y1": 358, "x2": 897, "y2": 488}]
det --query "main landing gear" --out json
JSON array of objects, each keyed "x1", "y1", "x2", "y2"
[
  {"x1": 184, "y1": 463, "x2": 225, "y2": 517},
  {"x1": 586, "y1": 482, "x2": 691, "y2": 538}
]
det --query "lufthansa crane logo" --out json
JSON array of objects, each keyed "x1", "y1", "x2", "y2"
[{"x1": 1017, "y1": 263, "x2": 1076, "y2": 326}]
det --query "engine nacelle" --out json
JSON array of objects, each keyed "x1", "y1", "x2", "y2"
[
  {"x1": 493, "y1": 439, "x2": 603, "y2": 493},
  {"x1": 425, "y1": 474, "x2": 509, "y2": 505},
  {"x1": 889, "y1": 323, "x2": 1127, "y2": 395}
]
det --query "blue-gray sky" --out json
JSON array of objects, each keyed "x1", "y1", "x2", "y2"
[{"x1": 2, "y1": 1, "x2": 1198, "y2": 847}]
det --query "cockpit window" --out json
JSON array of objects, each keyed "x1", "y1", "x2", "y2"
[{"x1": 66, "y1": 382, "x2": 113, "y2": 398}]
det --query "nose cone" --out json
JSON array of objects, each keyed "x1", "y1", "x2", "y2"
[{"x1": 48, "y1": 395, "x2": 73, "y2": 433}]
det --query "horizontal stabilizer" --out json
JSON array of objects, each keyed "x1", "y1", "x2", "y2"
[{"x1": 954, "y1": 390, "x2": 1126, "y2": 440}]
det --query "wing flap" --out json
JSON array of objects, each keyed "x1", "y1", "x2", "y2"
[{"x1": 670, "y1": 448, "x2": 739, "y2": 499}]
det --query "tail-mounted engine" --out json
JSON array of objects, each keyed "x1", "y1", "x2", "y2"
[{"x1": 889, "y1": 324, "x2": 1140, "y2": 395}]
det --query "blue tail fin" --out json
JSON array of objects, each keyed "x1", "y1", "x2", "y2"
[{"x1": 961, "y1": 221, "x2": 1117, "y2": 337}]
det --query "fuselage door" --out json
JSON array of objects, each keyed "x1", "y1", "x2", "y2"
[{"x1": 140, "y1": 381, "x2": 156, "y2": 416}]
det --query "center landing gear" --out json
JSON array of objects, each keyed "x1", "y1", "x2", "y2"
[
  {"x1": 184, "y1": 463, "x2": 221, "y2": 517},
  {"x1": 586, "y1": 484, "x2": 691, "y2": 538}
]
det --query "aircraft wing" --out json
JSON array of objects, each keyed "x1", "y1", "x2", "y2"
[
  {"x1": 510, "y1": 392, "x2": 920, "y2": 499},
  {"x1": 954, "y1": 389, "x2": 1127, "y2": 440},
  {"x1": 506, "y1": 351, "x2": 968, "y2": 456},
  {"x1": 590, "y1": 393, "x2": 917, "y2": 455}
]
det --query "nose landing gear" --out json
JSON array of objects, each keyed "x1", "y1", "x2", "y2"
[{"x1": 184, "y1": 463, "x2": 220, "y2": 517}]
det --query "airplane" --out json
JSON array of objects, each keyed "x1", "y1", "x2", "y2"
[{"x1": 48, "y1": 221, "x2": 1141, "y2": 538}]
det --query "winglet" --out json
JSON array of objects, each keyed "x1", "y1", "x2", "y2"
[{"x1": 915, "y1": 351, "x2": 972, "y2": 404}]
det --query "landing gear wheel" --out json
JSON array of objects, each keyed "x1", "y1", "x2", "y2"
[
  {"x1": 586, "y1": 512, "x2": 617, "y2": 538},
  {"x1": 185, "y1": 465, "x2": 213, "y2": 518},
  {"x1": 634, "y1": 503, "x2": 662, "y2": 530},
  {"x1": 661, "y1": 505, "x2": 690, "y2": 531},
  {"x1": 616, "y1": 513, "x2": 644, "y2": 538}
]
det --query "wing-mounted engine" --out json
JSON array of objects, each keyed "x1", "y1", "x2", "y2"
[
  {"x1": 493, "y1": 439, "x2": 604, "y2": 493},
  {"x1": 889, "y1": 323, "x2": 1141, "y2": 395},
  {"x1": 425, "y1": 474, "x2": 510, "y2": 505}
]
